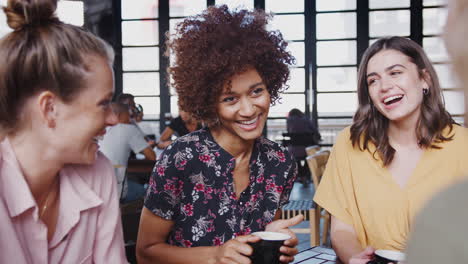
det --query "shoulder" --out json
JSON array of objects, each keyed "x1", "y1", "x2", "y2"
[
  {"x1": 162, "y1": 129, "x2": 207, "y2": 154},
  {"x1": 334, "y1": 126, "x2": 353, "y2": 149},
  {"x1": 451, "y1": 124, "x2": 468, "y2": 141},
  {"x1": 68, "y1": 153, "x2": 115, "y2": 188},
  {"x1": 258, "y1": 137, "x2": 294, "y2": 163}
]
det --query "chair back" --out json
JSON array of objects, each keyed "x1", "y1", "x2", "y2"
[
  {"x1": 305, "y1": 145, "x2": 320, "y2": 156},
  {"x1": 306, "y1": 150, "x2": 330, "y2": 189}
]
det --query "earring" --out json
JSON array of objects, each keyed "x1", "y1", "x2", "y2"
[{"x1": 423, "y1": 88, "x2": 429, "y2": 95}]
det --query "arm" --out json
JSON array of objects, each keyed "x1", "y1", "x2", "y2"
[
  {"x1": 157, "y1": 127, "x2": 175, "y2": 149},
  {"x1": 136, "y1": 207, "x2": 260, "y2": 264},
  {"x1": 141, "y1": 146, "x2": 156, "y2": 161},
  {"x1": 331, "y1": 216, "x2": 374, "y2": 264}
]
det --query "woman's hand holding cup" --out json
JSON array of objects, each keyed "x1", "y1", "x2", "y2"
[{"x1": 214, "y1": 235, "x2": 260, "y2": 264}]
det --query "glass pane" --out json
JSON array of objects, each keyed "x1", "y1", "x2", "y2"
[
  {"x1": 170, "y1": 96, "x2": 180, "y2": 115},
  {"x1": 317, "y1": 41, "x2": 357, "y2": 66},
  {"x1": 317, "y1": 93, "x2": 358, "y2": 115},
  {"x1": 423, "y1": 8, "x2": 447, "y2": 35},
  {"x1": 266, "y1": 119, "x2": 287, "y2": 143},
  {"x1": 317, "y1": 67, "x2": 357, "y2": 92},
  {"x1": 288, "y1": 42, "x2": 305, "y2": 66},
  {"x1": 317, "y1": 13, "x2": 357, "y2": 39},
  {"x1": 423, "y1": 0, "x2": 447, "y2": 6},
  {"x1": 0, "y1": 0, "x2": 11, "y2": 37},
  {"x1": 269, "y1": 14, "x2": 304, "y2": 40},
  {"x1": 123, "y1": 73, "x2": 160, "y2": 96},
  {"x1": 287, "y1": 68, "x2": 306, "y2": 93},
  {"x1": 121, "y1": 0, "x2": 158, "y2": 19},
  {"x1": 369, "y1": 0, "x2": 410, "y2": 9},
  {"x1": 317, "y1": 0, "x2": 356, "y2": 11},
  {"x1": 270, "y1": 94, "x2": 305, "y2": 117},
  {"x1": 123, "y1": 47, "x2": 159, "y2": 71},
  {"x1": 317, "y1": 118, "x2": 353, "y2": 145},
  {"x1": 57, "y1": 1, "x2": 84, "y2": 26},
  {"x1": 216, "y1": 0, "x2": 254, "y2": 9},
  {"x1": 265, "y1": 0, "x2": 304, "y2": 13},
  {"x1": 122, "y1": 21, "x2": 158, "y2": 46},
  {"x1": 443, "y1": 90, "x2": 464, "y2": 115},
  {"x1": 370, "y1": 10, "x2": 410, "y2": 37},
  {"x1": 434, "y1": 64, "x2": 458, "y2": 89},
  {"x1": 134, "y1": 97, "x2": 160, "y2": 118},
  {"x1": 423, "y1": 37, "x2": 449, "y2": 62},
  {"x1": 170, "y1": 0, "x2": 206, "y2": 17}
]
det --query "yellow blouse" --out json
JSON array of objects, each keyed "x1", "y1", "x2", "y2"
[{"x1": 314, "y1": 125, "x2": 468, "y2": 251}]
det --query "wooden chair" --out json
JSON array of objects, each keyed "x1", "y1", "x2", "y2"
[
  {"x1": 305, "y1": 145, "x2": 321, "y2": 156},
  {"x1": 306, "y1": 150, "x2": 331, "y2": 246},
  {"x1": 281, "y1": 200, "x2": 318, "y2": 246}
]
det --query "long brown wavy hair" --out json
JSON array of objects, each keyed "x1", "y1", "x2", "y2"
[{"x1": 350, "y1": 36, "x2": 454, "y2": 166}]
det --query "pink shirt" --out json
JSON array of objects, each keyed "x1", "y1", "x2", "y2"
[{"x1": 0, "y1": 139, "x2": 127, "y2": 263}]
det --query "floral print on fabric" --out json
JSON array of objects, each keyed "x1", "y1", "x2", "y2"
[{"x1": 144, "y1": 127, "x2": 297, "y2": 247}]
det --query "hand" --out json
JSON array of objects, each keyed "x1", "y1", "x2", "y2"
[
  {"x1": 213, "y1": 235, "x2": 260, "y2": 264},
  {"x1": 349, "y1": 246, "x2": 374, "y2": 264},
  {"x1": 265, "y1": 214, "x2": 304, "y2": 263}
]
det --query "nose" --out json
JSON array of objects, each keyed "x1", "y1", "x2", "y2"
[
  {"x1": 380, "y1": 75, "x2": 394, "y2": 92},
  {"x1": 239, "y1": 97, "x2": 256, "y2": 117}
]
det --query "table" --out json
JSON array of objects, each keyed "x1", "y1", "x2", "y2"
[{"x1": 294, "y1": 246, "x2": 337, "y2": 264}]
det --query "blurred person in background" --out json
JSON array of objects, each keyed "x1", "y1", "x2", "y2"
[
  {"x1": 136, "y1": 5, "x2": 303, "y2": 264},
  {"x1": 156, "y1": 108, "x2": 202, "y2": 149},
  {"x1": 314, "y1": 36, "x2": 468, "y2": 264},
  {"x1": 406, "y1": 0, "x2": 468, "y2": 263},
  {"x1": 99, "y1": 102, "x2": 156, "y2": 203},
  {"x1": 286, "y1": 108, "x2": 321, "y2": 185},
  {"x1": 0, "y1": 0, "x2": 126, "y2": 262}
]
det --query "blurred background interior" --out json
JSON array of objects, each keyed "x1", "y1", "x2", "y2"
[
  {"x1": 0, "y1": 0, "x2": 460, "y2": 260},
  {"x1": 1, "y1": 0, "x2": 459, "y2": 147}
]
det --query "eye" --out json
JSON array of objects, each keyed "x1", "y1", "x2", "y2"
[
  {"x1": 99, "y1": 99, "x2": 111, "y2": 109},
  {"x1": 391, "y1": 71, "x2": 402, "y2": 76},
  {"x1": 367, "y1": 78, "x2": 377, "y2": 86},
  {"x1": 221, "y1": 96, "x2": 236, "y2": 103},
  {"x1": 252, "y1": 87, "x2": 265, "y2": 95}
]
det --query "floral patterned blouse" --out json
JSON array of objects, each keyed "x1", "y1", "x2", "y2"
[{"x1": 144, "y1": 127, "x2": 297, "y2": 247}]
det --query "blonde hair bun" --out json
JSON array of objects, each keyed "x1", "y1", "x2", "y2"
[{"x1": 3, "y1": 0, "x2": 59, "y2": 31}]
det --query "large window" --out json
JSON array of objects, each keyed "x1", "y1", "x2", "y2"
[{"x1": 115, "y1": 0, "x2": 458, "y2": 142}]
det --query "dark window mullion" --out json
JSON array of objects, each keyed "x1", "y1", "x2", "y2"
[{"x1": 159, "y1": 0, "x2": 170, "y2": 132}]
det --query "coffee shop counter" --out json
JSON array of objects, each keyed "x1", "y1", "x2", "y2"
[{"x1": 293, "y1": 246, "x2": 337, "y2": 264}]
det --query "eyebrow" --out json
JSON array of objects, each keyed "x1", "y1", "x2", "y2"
[
  {"x1": 366, "y1": 64, "x2": 407, "y2": 78},
  {"x1": 221, "y1": 81, "x2": 265, "y2": 95}
]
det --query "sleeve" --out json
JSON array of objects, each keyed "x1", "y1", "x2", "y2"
[
  {"x1": 279, "y1": 150, "x2": 298, "y2": 207},
  {"x1": 93, "y1": 156, "x2": 127, "y2": 263},
  {"x1": 128, "y1": 125, "x2": 150, "y2": 154},
  {"x1": 144, "y1": 142, "x2": 186, "y2": 220},
  {"x1": 313, "y1": 129, "x2": 354, "y2": 226}
]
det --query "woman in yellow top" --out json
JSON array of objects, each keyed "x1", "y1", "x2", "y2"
[{"x1": 314, "y1": 36, "x2": 468, "y2": 264}]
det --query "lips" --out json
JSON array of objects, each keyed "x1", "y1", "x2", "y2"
[
  {"x1": 382, "y1": 94, "x2": 404, "y2": 105},
  {"x1": 236, "y1": 115, "x2": 260, "y2": 130}
]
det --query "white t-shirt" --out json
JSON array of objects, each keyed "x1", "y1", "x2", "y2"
[{"x1": 99, "y1": 123, "x2": 149, "y2": 199}]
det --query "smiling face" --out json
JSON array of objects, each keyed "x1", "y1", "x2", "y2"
[
  {"x1": 366, "y1": 49, "x2": 429, "y2": 124},
  {"x1": 214, "y1": 68, "x2": 271, "y2": 144},
  {"x1": 54, "y1": 56, "x2": 117, "y2": 165}
]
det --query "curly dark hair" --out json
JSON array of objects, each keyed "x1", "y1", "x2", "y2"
[
  {"x1": 166, "y1": 5, "x2": 295, "y2": 125},
  {"x1": 350, "y1": 36, "x2": 454, "y2": 166}
]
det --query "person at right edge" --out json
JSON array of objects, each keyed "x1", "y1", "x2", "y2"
[
  {"x1": 313, "y1": 36, "x2": 468, "y2": 264},
  {"x1": 405, "y1": 0, "x2": 468, "y2": 263}
]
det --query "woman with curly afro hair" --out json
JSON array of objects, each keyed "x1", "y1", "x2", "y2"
[{"x1": 137, "y1": 5, "x2": 303, "y2": 264}]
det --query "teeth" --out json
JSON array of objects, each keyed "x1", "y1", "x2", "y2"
[
  {"x1": 94, "y1": 135, "x2": 104, "y2": 142},
  {"x1": 384, "y1": 95, "x2": 403, "y2": 104},
  {"x1": 238, "y1": 117, "x2": 258, "y2": 125}
]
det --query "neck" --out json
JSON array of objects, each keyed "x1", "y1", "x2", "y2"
[
  {"x1": 8, "y1": 133, "x2": 62, "y2": 201},
  {"x1": 210, "y1": 126, "x2": 254, "y2": 159},
  {"x1": 388, "y1": 115, "x2": 420, "y2": 148}
]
